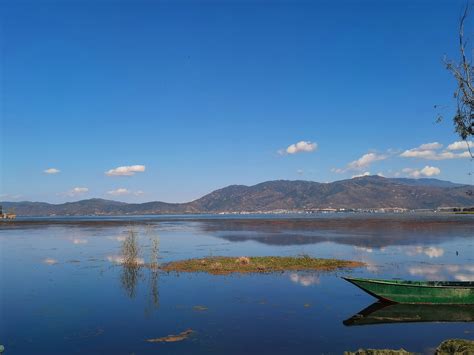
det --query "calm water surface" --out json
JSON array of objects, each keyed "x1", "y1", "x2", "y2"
[{"x1": 1, "y1": 214, "x2": 473, "y2": 354}]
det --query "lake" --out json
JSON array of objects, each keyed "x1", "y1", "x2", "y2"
[{"x1": 1, "y1": 214, "x2": 473, "y2": 354}]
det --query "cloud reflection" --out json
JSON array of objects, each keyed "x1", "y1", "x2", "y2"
[
  {"x1": 407, "y1": 264, "x2": 474, "y2": 281},
  {"x1": 405, "y1": 246, "x2": 444, "y2": 258},
  {"x1": 72, "y1": 238, "x2": 88, "y2": 244},
  {"x1": 289, "y1": 273, "x2": 320, "y2": 286},
  {"x1": 43, "y1": 258, "x2": 58, "y2": 265},
  {"x1": 107, "y1": 255, "x2": 144, "y2": 265}
]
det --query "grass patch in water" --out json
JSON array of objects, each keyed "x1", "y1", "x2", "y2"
[
  {"x1": 161, "y1": 256, "x2": 364, "y2": 275},
  {"x1": 146, "y1": 329, "x2": 194, "y2": 343}
]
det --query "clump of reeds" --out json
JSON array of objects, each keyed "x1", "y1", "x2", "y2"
[
  {"x1": 144, "y1": 224, "x2": 160, "y2": 270},
  {"x1": 121, "y1": 227, "x2": 141, "y2": 267}
]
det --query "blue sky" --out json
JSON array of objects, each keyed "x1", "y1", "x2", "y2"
[{"x1": 1, "y1": 0, "x2": 473, "y2": 203}]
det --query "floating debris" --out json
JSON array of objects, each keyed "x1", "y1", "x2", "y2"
[
  {"x1": 193, "y1": 305, "x2": 208, "y2": 311},
  {"x1": 146, "y1": 329, "x2": 194, "y2": 343}
]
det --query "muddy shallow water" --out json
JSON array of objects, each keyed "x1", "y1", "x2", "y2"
[{"x1": 1, "y1": 214, "x2": 473, "y2": 354}]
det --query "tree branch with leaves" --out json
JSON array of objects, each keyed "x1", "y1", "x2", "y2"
[{"x1": 445, "y1": 6, "x2": 474, "y2": 157}]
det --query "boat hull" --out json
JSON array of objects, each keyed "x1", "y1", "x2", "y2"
[{"x1": 343, "y1": 277, "x2": 474, "y2": 304}]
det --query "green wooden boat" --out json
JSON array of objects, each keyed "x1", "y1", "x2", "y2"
[
  {"x1": 343, "y1": 277, "x2": 474, "y2": 304},
  {"x1": 343, "y1": 301, "x2": 474, "y2": 326}
]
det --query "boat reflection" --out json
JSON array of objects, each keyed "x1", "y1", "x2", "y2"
[{"x1": 344, "y1": 301, "x2": 474, "y2": 326}]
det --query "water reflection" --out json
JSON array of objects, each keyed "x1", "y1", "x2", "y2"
[
  {"x1": 145, "y1": 268, "x2": 160, "y2": 315},
  {"x1": 344, "y1": 302, "x2": 474, "y2": 326},
  {"x1": 404, "y1": 246, "x2": 444, "y2": 258},
  {"x1": 201, "y1": 216, "x2": 474, "y2": 248},
  {"x1": 407, "y1": 264, "x2": 474, "y2": 281},
  {"x1": 289, "y1": 273, "x2": 320, "y2": 286},
  {"x1": 116, "y1": 226, "x2": 161, "y2": 311},
  {"x1": 120, "y1": 264, "x2": 142, "y2": 298},
  {"x1": 72, "y1": 238, "x2": 88, "y2": 245}
]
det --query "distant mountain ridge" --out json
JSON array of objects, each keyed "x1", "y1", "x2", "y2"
[{"x1": 2, "y1": 176, "x2": 473, "y2": 216}]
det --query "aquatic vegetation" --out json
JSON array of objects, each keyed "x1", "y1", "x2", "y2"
[
  {"x1": 436, "y1": 339, "x2": 474, "y2": 354},
  {"x1": 146, "y1": 329, "x2": 194, "y2": 343},
  {"x1": 345, "y1": 338, "x2": 474, "y2": 355},
  {"x1": 119, "y1": 228, "x2": 143, "y2": 298},
  {"x1": 344, "y1": 350, "x2": 413, "y2": 355},
  {"x1": 149, "y1": 235, "x2": 160, "y2": 269},
  {"x1": 121, "y1": 228, "x2": 141, "y2": 267},
  {"x1": 162, "y1": 256, "x2": 364, "y2": 275},
  {"x1": 235, "y1": 256, "x2": 250, "y2": 265}
]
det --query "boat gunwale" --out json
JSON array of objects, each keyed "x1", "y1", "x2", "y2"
[{"x1": 343, "y1": 276, "x2": 474, "y2": 289}]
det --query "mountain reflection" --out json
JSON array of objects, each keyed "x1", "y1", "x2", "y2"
[
  {"x1": 199, "y1": 217, "x2": 474, "y2": 248},
  {"x1": 344, "y1": 301, "x2": 474, "y2": 326}
]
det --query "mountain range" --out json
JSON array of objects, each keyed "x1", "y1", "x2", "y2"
[{"x1": 2, "y1": 176, "x2": 473, "y2": 216}]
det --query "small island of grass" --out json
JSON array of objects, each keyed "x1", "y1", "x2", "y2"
[{"x1": 161, "y1": 256, "x2": 365, "y2": 275}]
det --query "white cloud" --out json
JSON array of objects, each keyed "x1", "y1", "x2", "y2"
[
  {"x1": 418, "y1": 142, "x2": 443, "y2": 150},
  {"x1": 347, "y1": 153, "x2": 387, "y2": 170},
  {"x1": 352, "y1": 172, "x2": 371, "y2": 178},
  {"x1": 134, "y1": 190, "x2": 145, "y2": 196},
  {"x1": 297, "y1": 169, "x2": 304, "y2": 175},
  {"x1": 279, "y1": 141, "x2": 317, "y2": 155},
  {"x1": 107, "y1": 188, "x2": 130, "y2": 196},
  {"x1": 400, "y1": 142, "x2": 470, "y2": 160},
  {"x1": 447, "y1": 140, "x2": 474, "y2": 151},
  {"x1": 67, "y1": 187, "x2": 89, "y2": 197},
  {"x1": 402, "y1": 166, "x2": 441, "y2": 178},
  {"x1": 454, "y1": 274, "x2": 474, "y2": 281},
  {"x1": 105, "y1": 165, "x2": 146, "y2": 176},
  {"x1": 44, "y1": 168, "x2": 60, "y2": 174}
]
